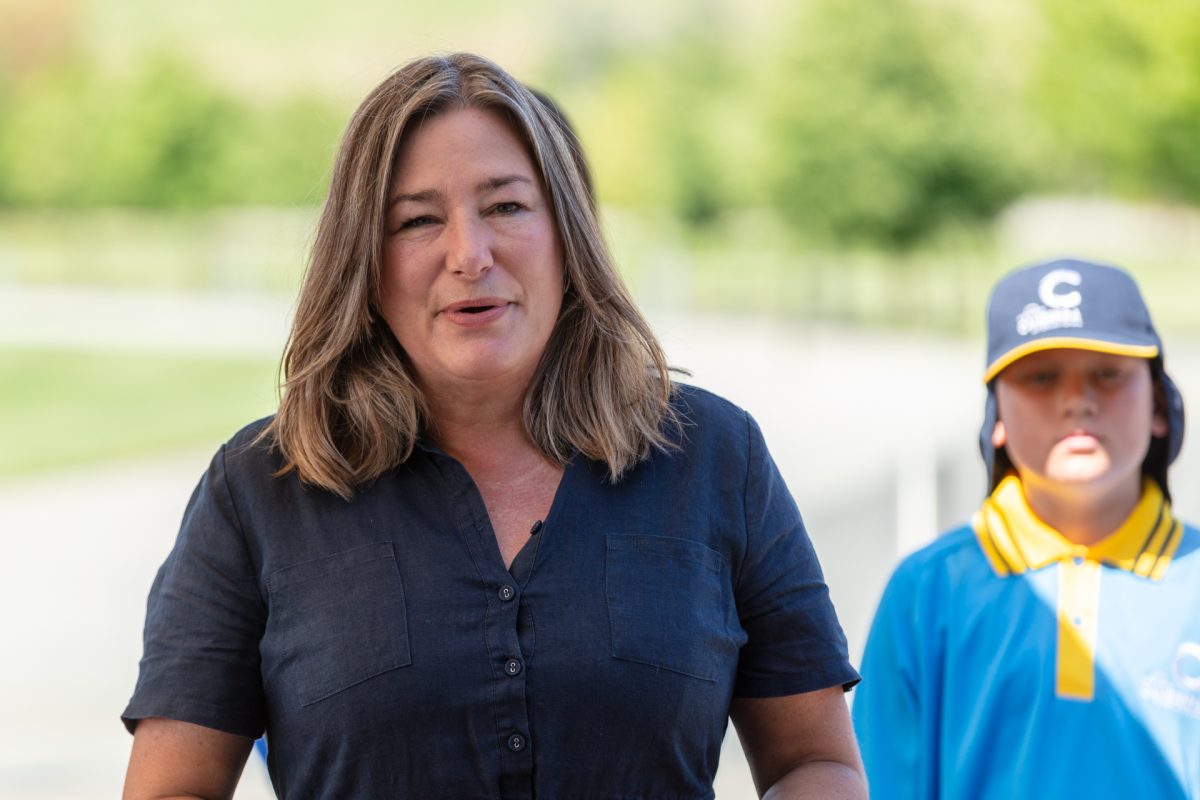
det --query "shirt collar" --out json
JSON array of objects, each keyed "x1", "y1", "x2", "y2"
[{"x1": 973, "y1": 474, "x2": 1182, "y2": 580}]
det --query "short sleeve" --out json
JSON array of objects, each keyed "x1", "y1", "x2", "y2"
[
  {"x1": 122, "y1": 445, "x2": 267, "y2": 738},
  {"x1": 732, "y1": 412, "x2": 860, "y2": 697}
]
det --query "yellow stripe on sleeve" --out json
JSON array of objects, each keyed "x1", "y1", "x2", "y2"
[{"x1": 1056, "y1": 559, "x2": 1101, "y2": 701}]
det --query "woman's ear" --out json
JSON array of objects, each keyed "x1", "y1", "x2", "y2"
[{"x1": 992, "y1": 420, "x2": 1007, "y2": 449}]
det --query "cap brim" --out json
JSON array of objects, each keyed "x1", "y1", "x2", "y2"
[{"x1": 983, "y1": 337, "x2": 1159, "y2": 383}]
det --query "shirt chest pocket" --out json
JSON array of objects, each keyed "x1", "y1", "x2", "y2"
[
  {"x1": 606, "y1": 534, "x2": 744, "y2": 682},
  {"x1": 266, "y1": 542, "x2": 412, "y2": 707}
]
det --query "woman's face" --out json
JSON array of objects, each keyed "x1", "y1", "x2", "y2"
[{"x1": 380, "y1": 106, "x2": 564, "y2": 399}]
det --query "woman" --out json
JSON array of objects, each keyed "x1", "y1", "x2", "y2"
[{"x1": 122, "y1": 53, "x2": 865, "y2": 800}]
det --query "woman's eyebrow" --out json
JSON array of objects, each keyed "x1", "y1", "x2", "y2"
[
  {"x1": 389, "y1": 176, "x2": 532, "y2": 208},
  {"x1": 478, "y1": 175, "x2": 533, "y2": 192},
  {"x1": 389, "y1": 188, "x2": 441, "y2": 207}
]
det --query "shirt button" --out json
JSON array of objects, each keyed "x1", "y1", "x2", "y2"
[
  {"x1": 498, "y1": 585, "x2": 515, "y2": 602},
  {"x1": 505, "y1": 658, "x2": 523, "y2": 676},
  {"x1": 508, "y1": 733, "x2": 526, "y2": 752}
]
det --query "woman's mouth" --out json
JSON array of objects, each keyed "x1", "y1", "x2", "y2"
[
  {"x1": 442, "y1": 299, "x2": 511, "y2": 326},
  {"x1": 444, "y1": 298, "x2": 507, "y2": 313}
]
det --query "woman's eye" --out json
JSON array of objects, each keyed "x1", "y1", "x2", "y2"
[
  {"x1": 491, "y1": 201, "x2": 524, "y2": 215},
  {"x1": 398, "y1": 215, "x2": 437, "y2": 231}
]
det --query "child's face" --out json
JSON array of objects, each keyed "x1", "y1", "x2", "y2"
[{"x1": 992, "y1": 349, "x2": 1168, "y2": 492}]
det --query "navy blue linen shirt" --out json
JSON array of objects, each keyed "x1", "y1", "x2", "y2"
[{"x1": 124, "y1": 385, "x2": 858, "y2": 799}]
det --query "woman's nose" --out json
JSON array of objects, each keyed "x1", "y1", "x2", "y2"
[{"x1": 446, "y1": 214, "x2": 493, "y2": 278}]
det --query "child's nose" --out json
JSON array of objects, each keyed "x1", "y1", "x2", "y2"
[{"x1": 1059, "y1": 372, "x2": 1097, "y2": 416}]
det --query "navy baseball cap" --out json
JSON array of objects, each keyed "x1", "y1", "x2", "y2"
[
  {"x1": 979, "y1": 258, "x2": 1185, "y2": 495},
  {"x1": 983, "y1": 258, "x2": 1161, "y2": 383}
]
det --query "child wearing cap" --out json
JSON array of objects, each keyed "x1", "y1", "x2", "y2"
[{"x1": 852, "y1": 259, "x2": 1199, "y2": 798}]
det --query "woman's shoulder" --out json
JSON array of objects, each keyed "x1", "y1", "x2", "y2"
[
  {"x1": 213, "y1": 415, "x2": 285, "y2": 480},
  {"x1": 660, "y1": 383, "x2": 772, "y2": 476},
  {"x1": 670, "y1": 382, "x2": 752, "y2": 432},
  {"x1": 226, "y1": 415, "x2": 275, "y2": 444},
  {"x1": 222, "y1": 414, "x2": 276, "y2": 452}
]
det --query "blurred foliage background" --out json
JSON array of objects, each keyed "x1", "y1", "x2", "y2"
[
  {"x1": 3, "y1": 0, "x2": 1200, "y2": 477},
  {"x1": 6, "y1": 0, "x2": 1200, "y2": 234}
]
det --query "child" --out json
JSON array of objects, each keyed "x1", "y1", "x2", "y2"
[{"x1": 852, "y1": 258, "x2": 1198, "y2": 798}]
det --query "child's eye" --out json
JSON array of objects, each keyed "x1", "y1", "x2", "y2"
[{"x1": 1024, "y1": 370, "x2": 1058, "y2": 387}]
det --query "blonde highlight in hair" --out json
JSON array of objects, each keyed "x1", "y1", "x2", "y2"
[{"x1": 265, "y1": 53, "x2": 676, "y2": 498}]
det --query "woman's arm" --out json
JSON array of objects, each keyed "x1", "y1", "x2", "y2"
[
  {"x1": 730, "y1": 686, "x2": 868, "y2": 800},
  {"x1": 123, "y1": 717, "x2": 254, "y2": 800}
]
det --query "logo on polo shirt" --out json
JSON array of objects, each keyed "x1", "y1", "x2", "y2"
[
  {"x1": 1016, "y1": 269, "x2": 1085, "y2": 336},
  {"x1": 1139, "y1": 641, "x2": 1200, "y2": 719},
  {"x1": 1174, "y1": 641, "x2": 1200, "y2": 692}
]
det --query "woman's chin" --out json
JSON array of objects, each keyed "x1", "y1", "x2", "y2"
[{"x1": 437, "y1": 354, "x2": 534, "y2": 389}]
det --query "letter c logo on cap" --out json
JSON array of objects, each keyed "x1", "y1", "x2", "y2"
[{"x1": 1038, "y1": 269, "x2": 1083, "y2": 309}]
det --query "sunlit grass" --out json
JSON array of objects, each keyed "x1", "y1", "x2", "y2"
[{"x1": 0, "y1": 347, "x2": 278, "y2": 479}]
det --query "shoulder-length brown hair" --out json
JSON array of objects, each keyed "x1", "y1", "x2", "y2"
[{"x1": 266, "y1": 53, "x2": 676, "y2": 499}]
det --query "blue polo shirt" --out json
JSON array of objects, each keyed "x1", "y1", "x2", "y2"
[
  {"x1": 124, "y1": 385, "x2": 858, "y2": 799},
  {"x1": 853, "y1": 476, "x2": 1200, "y2": 799}
]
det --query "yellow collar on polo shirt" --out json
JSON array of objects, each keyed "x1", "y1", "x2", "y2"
[{"x1": 973, "y1": 475, "x2": 1182, "y2": 580}]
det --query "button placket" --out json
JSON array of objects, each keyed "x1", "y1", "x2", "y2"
[
  {"x1": 493, "y1": 559, "x2": 533, "y2": 796},
  {"x1": 431, "y1": 451, "x2": 535, "y2": 797}
]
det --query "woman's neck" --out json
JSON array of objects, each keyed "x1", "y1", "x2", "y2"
[
  {"x1": 420, "y1": 375, "x2": 536, "y2": 470},
  {"x1": 1019, "y1": 472, "x2": 1143, "y2": 546}
]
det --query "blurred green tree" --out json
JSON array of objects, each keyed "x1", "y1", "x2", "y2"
[
  {"x1": 650, "y1": 20, "x2": 743, "y2": 226},
  {"x1": 551, "y1": 8, "x2": 752, "y2": 228},
  {"x1": 0, "y1": 52, "x2": 342, "y2": 209},
  {"x1": 1035, "y1": 0, "x2": 1200, "y2": 201},
  {"x1": 763, "y1": 0, "x2": 1035, "y2": 248}
]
